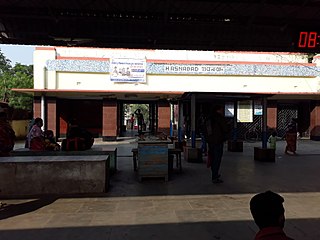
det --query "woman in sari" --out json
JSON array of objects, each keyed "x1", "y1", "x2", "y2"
[
  {"x1": 27, "y1": 117, "x2": 45, "y2": 151},
  {"x1": 285, "y1": 119, "x2": 297, "y2": 155}
]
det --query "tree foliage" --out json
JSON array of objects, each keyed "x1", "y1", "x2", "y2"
[
  {"x1": 0, "y1": 51, "x2": 11, "y2": 73},
  {"x1": 124, "y1": 103, "x2": 149, "y2": 125},
  {"x1": 0, "y1": 49, "x2": 33, "y2": 111}
]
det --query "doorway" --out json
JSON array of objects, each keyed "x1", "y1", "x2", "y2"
[{"x1": 120, "y1": 103, "x2": 154, "y2": 137}]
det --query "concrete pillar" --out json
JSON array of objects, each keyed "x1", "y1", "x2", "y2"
[
  {"x1": 118, "y1": 102, "x2": 123, "y2": 136},
  {"x1": 178, "y1": 101, "x2": 184, "y2": 142},
  {"x1": 232, "y1": 100, "x2": 238, "y2": 141},
  {"x1": 102, "y1": 99, "x2": 118, "y2": 141},
  {"x1": 267, "y1": 101, "x2": 277, "y2": 129},
  {"x1": 191, "y1": 94, "x2": 196, "y2": 148},
  {"x1": 158, "y1": 101, "x2": 170, "y2": 135},
  {"x1": 310, "y1": 101, "x2": 320, "y2": 140},
  {"x1": 41, "y1": 95, "x2": 46, "y2": 130},
  {"x1": 170, "y1": 103, "x2": 173, "y2": 137},
  {"x1": 47, "y1": 98, "x2": 57, "y2": 136},
  {"x1": 254, "y1": 97, "x2": 275, "y2": 162},
  {"x1": 262, "y1": 97, "x2": 268, "y2": 148},
  {"x1": 149, "y1": 103, "x2": 156, "y2": 134},
  {"x1": 33, "y1": 97, "x2": 41, "y2": 118}
]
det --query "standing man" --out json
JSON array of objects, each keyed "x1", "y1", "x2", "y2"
[
  {"x1": 206, "y1": 105, "x2": 228, "y2": 183},
  {"x1": 250, "y1": 191, "x2": 294, "y2": 240},
  {"x1": 134, "y1": 109, "x2": 144, "y2": 137}
]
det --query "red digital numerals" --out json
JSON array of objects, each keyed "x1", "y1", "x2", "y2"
[{"x1": 298, "y1": 31, "x2": 318, "y2": 48}]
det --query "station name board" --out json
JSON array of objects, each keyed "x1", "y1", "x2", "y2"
[{"x1": 164, "y1": 64, "x2": 227, "y2": 74}]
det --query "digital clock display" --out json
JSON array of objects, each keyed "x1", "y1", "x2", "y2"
[{"x1": 297, "y1": 31, "x2": 320, "y2": 48}]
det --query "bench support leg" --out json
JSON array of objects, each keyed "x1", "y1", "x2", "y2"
[{"x1": 133, "y1": 153, "x2": 137, "y2": 171}]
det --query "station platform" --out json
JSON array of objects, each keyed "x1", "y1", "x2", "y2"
[{"x1": 1, "y1": 138, "x2": 320, "y2": 240}]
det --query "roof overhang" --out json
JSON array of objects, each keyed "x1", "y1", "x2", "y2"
[
  {"x1": 13, "y1": 89, "x2": 320, "y2": 102},
  {"x1": 180, "y1": 92, "x2": 320, "y2": 101},
  {"x1": 11, "y1": 88, "x2": 184, "y2": 101}
]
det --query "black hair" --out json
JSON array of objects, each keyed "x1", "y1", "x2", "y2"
[
  {"x1": 250, "y1": 191, "x2": 285, "y2": 229},
  {"x1": 34, "y1": 117, "x2": 43, "y2": 125}
]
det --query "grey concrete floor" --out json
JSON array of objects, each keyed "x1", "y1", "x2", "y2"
[{"x1": 1, "y1": 138, "x2": 320, "y2": 240}]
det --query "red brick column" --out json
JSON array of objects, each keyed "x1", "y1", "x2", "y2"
[
  {"x1": 102, "y1": 99, "x2": 117, "y2": 141},
  {"x1": 47, "y1": 98, "x2": 57, "y2": 135},
  {"x1": 33, "y1": 97, "x2": 41, "y2": 118},
  {"x1": 267, "y1": 101, "x2": 277, "y2": 130},
  {"x1": 158, "y1": 101, "x2": 170, "y2": 135},
  {"x1": 310, "y1": 102, "x2": 320, "y2": 140}
]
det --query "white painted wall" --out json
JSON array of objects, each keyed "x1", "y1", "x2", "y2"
[
  {"x1": 34, "y1": 47, "x2": 320, "y2": 94},
  {"x1": 34, "y1": 48, "x2": 56, "y2": 89},
  {"x1": 54, "y1": 72, "x2": 318, "y2": 93}
]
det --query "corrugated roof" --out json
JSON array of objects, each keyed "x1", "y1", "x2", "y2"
[{"x1": 0, "y1": 0, "x2": 320, "y2": 52}]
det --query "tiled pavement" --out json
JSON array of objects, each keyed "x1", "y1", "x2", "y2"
[{"x1": 1, "y1": 138, "x2": 320, "y2": 240}]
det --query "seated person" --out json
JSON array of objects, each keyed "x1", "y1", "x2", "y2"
[
  {"x1": 62, "y1": 125, "x2": 94, "y2": 151},
  {"x1": 43, "y1": 130, "x2": 60, "y2": 151},
  {"x1": 0, "y1": 110, "x2": 15, "y2": 157},
  {"x1": 27, "y1": 117, "x2": 45, "y2": 151}
]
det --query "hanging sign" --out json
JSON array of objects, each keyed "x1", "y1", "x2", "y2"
[
  {"x1": 238, "y1": 100, "x2": 253, "y2": 122},
  {"x1": 254, "y1": 100, "x2": 263, "y2": 116},
  {"x1": 110, "y1": 58, "x2": 146, "y2": 83}
]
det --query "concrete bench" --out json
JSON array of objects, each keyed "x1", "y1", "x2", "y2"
[
  {"x1": 11, "y1": 146, "x2": 117, "y2": 174},
  {"x1": 132, "y1": 148, "x2": 182, "y2": 173},
  {"x1": 0, "y1": 155, "x2": 110, "y2": 197}
]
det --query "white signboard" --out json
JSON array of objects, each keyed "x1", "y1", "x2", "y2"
[
  {"x1": 110, "y1": 58, "x2": 146, "y2": 83},
  {"x1": 237, "y1": 100, "x2": 253, "y2": 123}
]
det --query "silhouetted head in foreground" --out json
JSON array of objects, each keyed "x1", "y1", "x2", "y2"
[{"x1": 250, "y1": 190, "x2": 285, "y2": 229}]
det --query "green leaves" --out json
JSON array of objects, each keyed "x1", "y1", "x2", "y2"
[
  {"x1": 0, "y1": 51, "x2": 11, "y2": 73},
  {"x1": 0, "y1": 49, "x2": 33, "y2": 111}
]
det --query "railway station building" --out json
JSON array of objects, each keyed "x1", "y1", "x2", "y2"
[{"x1": 15, "y1": 46, "x2": 320, "y2": 141}]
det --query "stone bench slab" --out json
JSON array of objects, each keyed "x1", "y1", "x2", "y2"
[{"x1": 0, "y1": 155, "x2": 109, "y2": 197}]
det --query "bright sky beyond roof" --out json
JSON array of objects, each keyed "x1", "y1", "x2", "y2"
[{"x1": 0, "y1": 44, "x2": 35, "y2": 66}]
